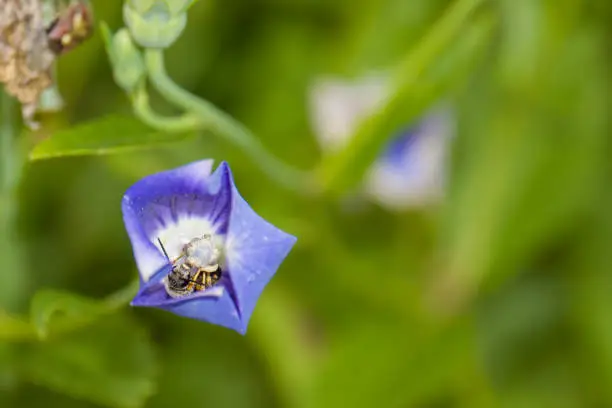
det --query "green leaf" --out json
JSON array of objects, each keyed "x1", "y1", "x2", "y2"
[
  {"x1": 0, "y1": 280, "x2": 139, "y2": 342},
  {"x1": 18, "y1": 315, "x2": 158, "y2": 408},
  {"x1": 477, "y1": 275, "x2": 565, "y2": 384},
  {"x1": 431, "y1": 17, "x2": 608, "y2": 311},
  {"x1": 0, "y1": 312, "x2": 36, "y2": 341},
  {"x1": 568, "y1": 187, "x2": 612, "y2": 401},
  {"x1": 248, "y1": 286, "x2": 317, "y2": 408},
  {"x1": 99, "y1": 21, "x2": 113, "y2": 57},
  {"x1": 0, "y1": 343, "x2": 19, "y2": 399},
  {"x1": 29, "y1": 116, "x2": 195, "y2": 161},
  {"x1": 30, "y1": 290, "x2": 105, "y2": 339},
  {"x1": 146, "y1": 317, "x2": 274, "y2": 408},
  {"x1": 187, "y1": 0, "x2": 203, "y2": 9},
  {"x1": 30, "y1": 279, "x2": 139, "y2": 340},
  {"x1": 306, "y1": 320, "x2": 477, "y2": 408}
]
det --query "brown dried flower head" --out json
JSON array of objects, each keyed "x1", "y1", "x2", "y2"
[{"x1": 0, "y1": 0, "x2": 56, "y2": 128}]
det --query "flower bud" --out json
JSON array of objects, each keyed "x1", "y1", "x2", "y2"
[
  {"x1": 164, "y1": 0, "x2": 196, "y2": 15},
  {"x1": 127, "y1": 0, "x2": 157, "y2": 13},
  {"x1": 37, "y1": 85, "x2": 65, "y2": 113},
  {"x1": 123, "y1": 1, "x2": 187, "y2": 49},
  {"x1": 101, "y1": 24, "x2": 145, "y2": 93}
]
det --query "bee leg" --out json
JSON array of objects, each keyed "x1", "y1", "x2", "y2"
[
  {"x1": 192, "y1": 269, "x2": 206, "y2": 292},
  {"x1": 185, "y1": 267, "x2": 199, "y2": 292},
  {"x1": 205, "y1": 273, "x2": 214, "y2": 288},
  {"x1": 185, "y1": 279, "x2": 195, "y2": 292}
]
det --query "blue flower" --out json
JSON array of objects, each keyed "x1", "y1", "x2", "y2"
[
  {"x1": 363, "y1": 107, "x2": 454, "y2": 209},
  {"x1": 309, "y1": 74, "x2": 454, "y2": 209},
  {"x1": 122, "y1": 160, "x2": 297, "y2": 334}
]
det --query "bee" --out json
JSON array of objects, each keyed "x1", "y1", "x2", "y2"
[
  {"x1": 45, "y1": 1, "x2": 93, "y2": 55},
  {"x1": 186, "y1": 267, "x2": 223, "y2": 292},
  {"x1": 158, "y1": 236, "x2": 224, "y2": 298}
]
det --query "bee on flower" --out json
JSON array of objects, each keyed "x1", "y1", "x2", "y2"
[{"x1": 122, "y1": 160, "x2": 297, "y2": 334}]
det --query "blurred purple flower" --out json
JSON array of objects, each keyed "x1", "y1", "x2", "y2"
[
  {"x1": 309, "y1": 74, "x2": 454, "y2": 209},
  {"x1": 122, "y1": 160, "x2": 297, "y2": 334}
]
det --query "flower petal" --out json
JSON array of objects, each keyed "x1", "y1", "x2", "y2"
[
  {"x1": 124, "y1": 160, "x2": 296, "y2": 334},
  {"x1": 223, "y1": 168, "x2": 297, "y2": 329},
  {"x1": 152, "y1": 163, "x2": 233, "y2": 260},
  {"x1": 131, "y1": 268, "x2": 244, "y2": 333},
  {"x1": 309, "y1": 74, "x2": 389, "y2": 152},
  {"x1": 122, "y1": 200, "x2": 168, "y2": 283},
  {"x1": 123, "y1": 159, "x2": 230, "y2": 281},
  {"x1": 365, "y1": 107, "x2": 454, "y2": 209}
]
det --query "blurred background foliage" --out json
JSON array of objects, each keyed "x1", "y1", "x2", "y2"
[{"x1": 0, "y1": 0, "x2": 611, "y2": 407}]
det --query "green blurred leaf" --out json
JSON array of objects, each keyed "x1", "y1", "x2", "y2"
[
  {"x1": 249, "y1": 286, "x2": 317, "y2": 408},
  {"x1": 30, "y1": 279, "x2": 139, "y2": 340},
  {"x1": 476, "y1": 274, "x2": 565, "y2": 385},
  {"x1": 30, "y1": 290, "x2": 104, "y2": 339},
  {"x1": 146, "y1": 317, "x2": 273, "y2": 408},
  {"x1": 0, "y1": 343, "x2": 18, "y2": 389},
  {"x1": 567, "y1": 186, "x2": 612, "y2": 402},
  {"x1": 0, "y1": 312, "x2": 36, "y2": 341},
  {"x1": 572, "y1": 268, "x2": 612, "y2": 404},
  {"x1": 307, "y1": 320, "x2": 477, "y2": 408},
  {"x1": 432, "y1": 19, "x2": 608, "y2": 310},
  {"x1": 187, "y1": 0, "x2": 203, "y2": 9},
  {"x1": 18, "y1": 315, "x2": 158, "y2": 408},
  {"x1": 342, "y1": 0, "x2": 449, "y2": 71},
  {"x1": 29, "y1": 116, "x2": 194, "y2": 161}
]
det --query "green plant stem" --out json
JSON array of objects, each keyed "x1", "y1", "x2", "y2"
[
  {"x1": 249, "y1": 286, "x2": 316, "y2": 408},
  {"x1": 0, "y1": 93, "x2": 27, "y2": 312},
  {"x1": 393, "y1": 0, "x2": 485, "y2": 82},
  {"x1": 0, "y1": 92, "x2": 24, "y2": 230},
  {"x1": 130, "y1": 86, "x2": 201, "y2": 132},
  {"x1": 1, "y1": 93, "x2": 16, "y2": 197},
  {"x1": 144, "y1": 49, "x2": 316, "y2": 194}
]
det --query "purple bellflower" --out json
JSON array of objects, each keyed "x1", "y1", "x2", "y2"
[
  {"x1": 122, "y1": 160, "x2": 297, "y2": 334},
  {"x1": 309, "y1": 74, "x2": 454, "y2": 210}
]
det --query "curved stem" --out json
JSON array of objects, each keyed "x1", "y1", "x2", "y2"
[
  {"x1": 144, "y1": 49, "x2": 316, "y2": 194},
  {"x1": 131, "y1": 86, "x2": 201, "y2": 132}
]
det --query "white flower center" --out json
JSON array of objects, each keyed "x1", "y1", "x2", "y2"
[
  {"x1": 155, "y1": 220, "x2": 227, "y2": 298},
  {"x1": 153, "y1": 216, "x2": 218, "y2": 261}
]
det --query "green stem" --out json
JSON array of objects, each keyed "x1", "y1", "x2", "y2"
[
  {"x1": 144, "y1": 49, "x2": 316, "y2": 194},
  {"x1": 130, "y1": 86, "x2": 201, "y2": 132},
  {"x1": 249, "y1": 286, "x2": 316, "y2": 408},
  {"x1": 1, "y1": 94, "x2": 16, "y2": 193},
  {"x1": 393, "y1": 0, "x2": 485, "y2": 82},
  {"x1": 0, "y1": 92, "x2": 26, "y2": 312}
]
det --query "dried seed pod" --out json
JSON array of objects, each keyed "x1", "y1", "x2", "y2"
[
  {"x1": 46, "y1": 1, "x2": 94, "y2": 55},
  {"x1": 0, "y1": 0, "x2": 56, "y2": 128}
]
